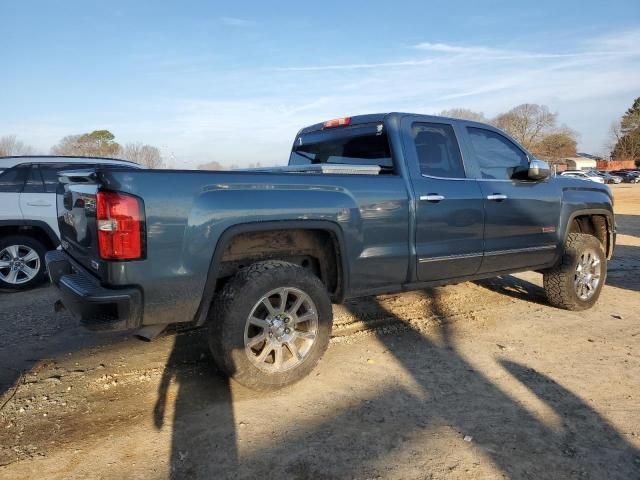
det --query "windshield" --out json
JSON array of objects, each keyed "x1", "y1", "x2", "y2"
[{"x1": 289, "y1": 123, "x2": 394, "y2": 172}]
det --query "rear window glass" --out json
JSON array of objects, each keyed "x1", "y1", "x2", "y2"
[
  {"x1": 289, "y1": 123, "x2": 394, "y2": 172},
  {"x1": 40, "y1": 163, "x2": 93, "y2": 193}
]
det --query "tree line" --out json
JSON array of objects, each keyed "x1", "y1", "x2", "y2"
[
  {"x1": 2, "y1": 99, "x2": 639, "y2": 168},
  {"x1": 0, "y1": 130, "x2": 165, "y2": 169}
]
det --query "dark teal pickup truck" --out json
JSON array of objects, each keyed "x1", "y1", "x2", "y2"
[{"x1": 46, "y1": 113, "x2": 615, "y2": 390}]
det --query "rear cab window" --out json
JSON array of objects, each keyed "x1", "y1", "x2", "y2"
[
  {"x1": 412, "y1": 122, "x2": 466, "y2": 178},
  {"x1": 289, "y1": 122, "x2": 394, "y2": 173}
]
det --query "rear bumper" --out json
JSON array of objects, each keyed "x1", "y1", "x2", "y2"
[{"x1": 45, "y1": 250, "x2": 142, "y2": 331}]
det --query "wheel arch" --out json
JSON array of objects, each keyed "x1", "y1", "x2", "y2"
[
  {"x1": 563, "y1": 209, "x2": 614, "y2": 259},
  {"x1": 0, "y1": 220, "x2": 59, "y2": 251},
  {"x1": 194, "y1": 220, "x2": 349, "y2": 326}
]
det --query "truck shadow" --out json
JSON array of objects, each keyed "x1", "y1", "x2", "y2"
[
  {"x1": 474, "y1": 274, "x2": 548, "y2": 305},
  {"x1": 158, "y1": 290, "x2": 639, "y2": 479}
]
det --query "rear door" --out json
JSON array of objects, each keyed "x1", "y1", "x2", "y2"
[
  {"x1": 401, "y1": 116, "x2": 485, "y2": 282},
  {"x1": 461, "y1": 126, "x2": 561, "y2": 272},
  {"x1": 0, "y1": 164, "x2": 28, "y2": 223},
  {"x1": 19, "y1": 163, "x2": 93, "y2": 239},
  {"x1": 19, "y1": 164, "x2": 58, "y2": 236}
]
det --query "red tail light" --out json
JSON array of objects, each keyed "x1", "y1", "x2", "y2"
[
  {"x1": 96, "y1": 191, "x2": 144, "y2": 260},
  {"x1": 322, "y1": 117, "x2": 351, "y2": 129}
]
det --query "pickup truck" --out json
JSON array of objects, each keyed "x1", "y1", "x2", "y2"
[{"x1": 46, "y1": 113, "x2": 615, "y2": 390}]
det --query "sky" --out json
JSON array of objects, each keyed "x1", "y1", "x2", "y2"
[{"x1": 1, "y1": 0, "x2": 639, "y2": 167}]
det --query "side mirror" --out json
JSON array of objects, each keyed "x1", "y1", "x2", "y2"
[{"x1": 527, "y1": 159, "x2": 550, "y2": 181}]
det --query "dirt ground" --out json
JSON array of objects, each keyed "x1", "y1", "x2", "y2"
[{"x1": 1, "y1": 185, "x2": 639, "y2": 480}]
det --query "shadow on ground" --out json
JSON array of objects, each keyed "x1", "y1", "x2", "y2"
[{"x1": 156, "y1": 290, "x2": 639, "y2": 479}]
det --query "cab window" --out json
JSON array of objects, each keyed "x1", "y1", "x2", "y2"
[
  {"x1": 412, "y1": 122, "x2": 465, "y2": 178},
  {"x1": 466, "y1": 127, "x2": 528, "y2": 180}
]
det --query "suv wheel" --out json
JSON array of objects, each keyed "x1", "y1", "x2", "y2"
[
  {"x1": 209, "y1": 260, "x2": 333, "y2": 391},
  {"x1": 0, "y1": 235, "x2": 48, "y2": 290},
  {"x1": 543, "y1": 233, "x2": 606, "y2": 311}
]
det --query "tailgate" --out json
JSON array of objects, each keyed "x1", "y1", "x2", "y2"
[{"x1": 57, "y1": 169, "x2": 104, "y2": 276}]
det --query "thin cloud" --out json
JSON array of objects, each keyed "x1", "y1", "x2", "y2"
[
  {"x1": 275, "y1": 59, "x2": 436, "y2": 72},
  {"x1": 220, "y1": 16, "x2": 256, "y2": 27},
  {"x1": 413, "y1": 42, "x2": 503, "y2": 55}
]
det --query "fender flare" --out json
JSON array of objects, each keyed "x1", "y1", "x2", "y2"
[
  {"x1": 563, "y1": 209, "x2": 615, "y2": 258},
  {"x1": 193, "y1": 220, "x2": 349, "y2": 326}
]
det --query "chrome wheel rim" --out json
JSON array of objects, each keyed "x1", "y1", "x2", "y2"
[
  {"x1": 244, "y1": 287, "x2": 319, "y2": 373},
  {"x1": 574, "y1": 249, "x2": 601, "y2": 300},
  {"x1": 0, "y1": 245, "x2": 41, "y2": 285}
]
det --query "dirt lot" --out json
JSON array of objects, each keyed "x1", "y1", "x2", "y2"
[{"x1": 1, "y1": 185, "x2": 639, "y2": 480}]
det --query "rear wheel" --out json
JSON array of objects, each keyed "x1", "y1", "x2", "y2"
[
  {"x1": 0, "y1": 235, "x2": 48, "y2": 290},
  {"x1": 543, "y1": 233, "x2": 606, "y2": 311},
  {"x1": 209, "y1": 260, "x2": 333, "y2": 390}
]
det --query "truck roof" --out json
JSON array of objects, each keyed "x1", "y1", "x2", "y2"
[{"x1": 297, "y1": 112, "x2": 493, "y2": 135}]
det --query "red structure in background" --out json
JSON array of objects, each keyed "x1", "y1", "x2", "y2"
[{"x1": 596, "y1": 159, "x2": 637, "y2": 171}]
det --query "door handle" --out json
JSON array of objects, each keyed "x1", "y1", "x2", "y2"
[
  {"x1": 420, "y1": 194, "x2": 445, "y2": 203},
  {"x1": 486, "y1": 194, "x2": 508, "y2": 202},
  {"x1": 26, "y1": 201, "x2": 52, "y2": 207}
]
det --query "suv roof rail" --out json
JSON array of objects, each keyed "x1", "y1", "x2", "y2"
[{"x1": 0, "y1": 155, "x2": 139, "y2": 165}]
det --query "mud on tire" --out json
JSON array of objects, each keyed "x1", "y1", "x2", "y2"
[
  {"x1": 543, "y1": 233, "x2": 607, "y2": 311},
  {"x1": 208, "y1": 260, "x2": 333, "y2": 391}
]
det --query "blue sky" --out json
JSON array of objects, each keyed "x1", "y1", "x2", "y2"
[{"x1": 2, "y1": 0, "x2": 639, "y2": 167}]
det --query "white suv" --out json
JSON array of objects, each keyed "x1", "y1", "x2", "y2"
[{"x1": 0, "y1": 156, "x2": 142, "y2": 289}]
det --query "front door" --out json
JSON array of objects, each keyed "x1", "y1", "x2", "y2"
[
  {"x1": 463, "y1": 126, "x2": 562, "y2": 272},
  {"x1": 403, "y1": 118, "x2": 485, "y2": 282}
]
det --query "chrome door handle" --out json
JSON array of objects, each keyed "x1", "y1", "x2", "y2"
[
  {"x1": 420, "y1": 194, "x2": 445, "y2": 202},
  {"x1": 486, "y1": 194, "x2": 507, "y2": 201}
]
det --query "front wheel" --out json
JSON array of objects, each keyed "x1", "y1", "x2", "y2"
[
  {"x1": 209, "y1": 260, "x2": 333, "y2": 390},
  {"x1": 543, "y1": 233, "x2": 607, "y2": 311}
]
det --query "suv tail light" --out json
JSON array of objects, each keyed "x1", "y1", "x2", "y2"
[{"x1": 96, "y1": 191, "x2": 144, "y2": 260}]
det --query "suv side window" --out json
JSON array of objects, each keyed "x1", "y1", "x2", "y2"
[
  {"x1": 40, "y1": 163, "x2": 93, "y2": 193},
  {"x1": 0, "y1": 165, "x2": 28, "y2": 192},
  {"x1": 412, "y1": 122, "x2": 465, "y2": 178},
  {"x1": 466, "y1": 127, "x2": 528, "y2": 180},
  {"x1": 23, "y1": 165, "x2": 45, "y2": 193}
]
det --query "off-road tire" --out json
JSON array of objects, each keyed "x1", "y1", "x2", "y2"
[
  {"x1": 208, "y1": 260, "x2": 333, "y2": 391},
  {"x1": 543, "y1": 233, "x2": 606, "y2": 311},
  {"x1": 0, "y1": 235, "x2": 48, "y2": 290}
]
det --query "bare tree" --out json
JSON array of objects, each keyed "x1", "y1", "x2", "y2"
[
  {"x1": 119, "y1": 143, "x2": 165, "y2": 169},
  {"x1": 492, "y1": 104, "x2": 557, "y2": 149},
  {"x1": 531, "y1": 129, "x2": 577, "y2": 160},
  {"x1": 438, "y1": 108, "x2": 487, "y2": 122},
  {"x1": 0, "y1": 135, "x2": 34, "y2": 156}
]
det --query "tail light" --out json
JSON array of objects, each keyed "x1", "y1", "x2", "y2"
[
  {"x1": 322, "y1": 117, "x2": 351, "y2": 129},
  {"x1": 96, "y1": 191, "x2": 144, "y2": 260}
]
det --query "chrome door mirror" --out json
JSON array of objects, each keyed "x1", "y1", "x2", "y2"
[{"x1": 528, "y1": 159, "x2": 550, "y2": 181}]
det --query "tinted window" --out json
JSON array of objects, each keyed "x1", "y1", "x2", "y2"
[
  {"x1": 40, "y1": 163, "x2": 93, "y2": 193},
  {"x1": 0, "y1": 165, "x2": 28, "y2": 193},
  {"x1": 412, "y1": 122, "x2": 465, "y2": 178},
  {"x1": 23, "y1": 165, "x2": 45, "y2": 193},
  {"x1": 466, "y1": 127, "x2": 528, "y2": 180},
  {"x1": 290, "y1": 123, "x2": 393, "y2": 171}
]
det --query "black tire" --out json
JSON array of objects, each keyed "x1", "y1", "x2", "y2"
[
  {"x1": 0, "y1": 235, "x2": 48, "y2": 290},
  {"x1": 543, "y1": 233, "x2": 607, "y2": 311},
  {"x1": 208, "y1": 260, "x2": 333, "y2": 391}
]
